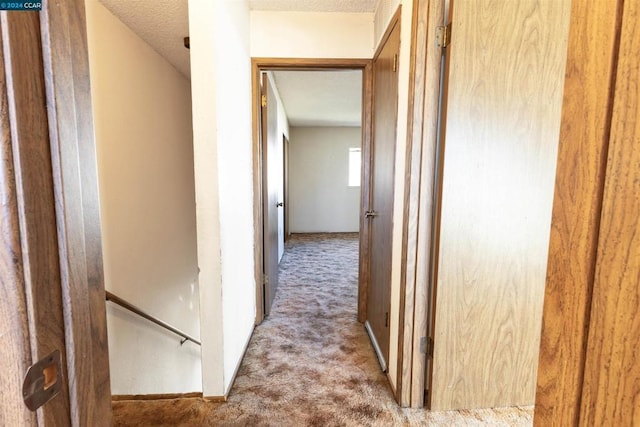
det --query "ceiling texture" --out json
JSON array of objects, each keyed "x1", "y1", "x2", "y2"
[
  {"x1": 247, "y1": 0, "x2": 378, "y2": 12},
  {"x1": 98, "y1": 0, "x2": 191, "y2": 77},
  {"x1": 272, "y1": 70, "x2": 362, "y2": 127},
  {"x1": 97, "y1": 0, "x2": 371, "y2": 127}
]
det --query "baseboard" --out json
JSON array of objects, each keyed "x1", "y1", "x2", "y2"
[
  {"x1": 112, "y1": 392, "x2": 203, "y2": 401},
  {"x1": 203, "y1": 395, "x2": 227, "y2": 402},
  {"x1": 290, "y1": 232, "x2": 359, "y2": 236},
  {"x1": 221, "y1": 326, "x2": 255, "y2": 398}
]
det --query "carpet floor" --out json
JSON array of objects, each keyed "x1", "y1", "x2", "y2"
[{"x1": 113, "y1": 233, "x2": 533, "y2": 426}]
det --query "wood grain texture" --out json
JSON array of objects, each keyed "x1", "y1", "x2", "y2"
[
  {"x1": 396, "y1": 0, "x2": 447, "y2": 408},
  {"x1": 396, "y1": 0, "x2": 424, "y2": 405},
  {"x1": 367, "y1": 13, "x2": 401, "y2": 368},
  {"x1": 0, "y1": 20, "x2": 36, "y2": 427},
  {"x1": 1, "y1": 10, "x2": 72, "y2": 425},
  {"x1": 251, "y1": 60, "x2": 265, "y2": 324},
  {"x1": 431, "y1": 0, "x2": 571, "y2": 410},
  {"x1": 533, "y1": 0, "x2": 623, "y2": 425},
  {"x1": 250, "y1": 58, "x2": 372, "y2": 325},
  {"x1": 579, "y1": 1, "x2": 640, "y2": 424},
  {"x1": 40, "y1": 0, "x2": 112, "y2": 424},
  {"x1": 358, "y1": 61, "x2": 373, "y2": 324}
]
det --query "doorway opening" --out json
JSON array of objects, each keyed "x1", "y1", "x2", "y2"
[{"x1": 251, "y1": 59, "x2": 373, "y2": 325}]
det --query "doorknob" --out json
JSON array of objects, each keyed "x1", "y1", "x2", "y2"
[
  {"x1": 365, "y1": 210, "x2": 378, "y2": 218},
  {"x1": 276, "y1": 202, "x2": 284, "y2": 207}
]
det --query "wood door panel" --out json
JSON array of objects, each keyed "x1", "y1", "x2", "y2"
[
  {"x1": 580, "y1": 0, "x2": 640, "y2": 423},
  {"x1": 0, "y1": 10, "x2": 75, "y2": 425},
  {"x1": 262, "y1": 74, "x2": 279, "y2": 315},
  {"x1": 533, "y1": 0, "x2": 623, "y2": 424},
  {"x1": 367, "y1": 18, "x2": 401, "y2": 369},
  {"x1": 41, "y1": 0, "x2": 113, "y2": 423},
  {"x1": 431, "y1": 0, "x2": 571, "y2": 410},
  {"x1": 0, "y1": 34, "x2": 37, "y2": 426}
]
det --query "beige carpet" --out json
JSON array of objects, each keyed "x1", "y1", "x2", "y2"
[{"x1": 113, "y1": 233, "x2": 533, "y2": 426}]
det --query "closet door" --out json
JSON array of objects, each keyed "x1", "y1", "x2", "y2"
[
  {"x1": 430, "y1": 0, "x2": 571, "y2": 410},
  {"x1": 365, "y1": 14, "x2": 401, "y2": 372}
]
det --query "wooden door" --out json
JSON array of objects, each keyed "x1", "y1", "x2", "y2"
[
  {"x1": 261, "y1": 73, "x2": 280, "y2": 315},
  {"x1": 283, "y1": 136, "x2": 290, "y2": 242},
  {"x1": 578, "y1": 0, "x2": 640, "y2": 422},
  {"x1": 0, "y1": 0, "x2": 112, "y2": 424},
  {"x1": 430, "y1": 0, "x2": 571, "y2": 410},
  {"x1": 0, "y1": 11, "x2": 71, "y2": 425},
  {"x1": 365, "y1": 18, "x2": 400, "y2": 372},
  {"x1": 534, "y1": 0, "x2": 640, "y2": 425}
]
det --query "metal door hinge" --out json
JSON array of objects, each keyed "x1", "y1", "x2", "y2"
[
  {"x1": 392, "y1": 53, "x2": 398, "y2": 72},
  {"x1": 420, "y1": 336, "x2": 434, "y2": 358},
  {"x1": 263, "y1": 274, "x2": 269, "y2": 286},
  {"x1": 23, "y1": 350, "x2": 63, "y2": 411},
  {"x1": 436, "y1": 24, "x2": 451, "y2": 48},
  {"x1": 261, "y1": 94, "x2": 267, "y2": 107}
]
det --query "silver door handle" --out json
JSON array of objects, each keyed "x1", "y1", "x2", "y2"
[{"x1": 365, "y1": 210, "x2": 378, "y2": 218}]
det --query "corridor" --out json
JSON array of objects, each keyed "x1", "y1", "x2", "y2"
[{"x1": 112, "y1": 234, "x2": 533, "y2": 426}]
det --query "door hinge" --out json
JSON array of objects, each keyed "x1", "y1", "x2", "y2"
[
  {"x1": 263, "y1": 274, "x2": 269, "y2": 286},
  {"x1": 436, "y1": 23, "x2": 452, "y2": 48},
  {"x1": 420, "y1": 336, "x2": 434, "y2": 358},
  {"x1": 392, "y1": 53, "x2": 398, "y2": 72},
  {"x1": 385, "y1": 312, "x2": 389, "y2": 327},
  {"x1": 261, "y1": 94, "x2": 267, "y2": 107}
]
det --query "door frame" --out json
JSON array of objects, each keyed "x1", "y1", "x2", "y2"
[
  {"x1": 251, "y1": 58, "x2": 372, "y2": 324},
  {"x1": 394, "y1": 0, "x2": 447, "y2": 408},
  {"x1": 283, "y1": 135, "x2": 290, "y2": 243},
  {"x1": 0, "y1": 0, "x2": 112, "y2": 423}
]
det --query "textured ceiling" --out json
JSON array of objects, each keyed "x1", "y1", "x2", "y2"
[
  {"x1": 97, "y1": 0, "x2": 190, "y2": 78},
  {"x1": 272, "y1": 70, "x2": 362, "y2": 127},
  {"x1": 96, "y1": 0, "x2": 367, "y2": 125},
  {"x1": 249, "y1": 0, "x2": 379, "y2": 12}
]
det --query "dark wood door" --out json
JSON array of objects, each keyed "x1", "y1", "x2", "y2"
[
  {"x1": 261, "y1": 73, "x2": 280, "y2": 315},
  {"x1": 366, "y1": 19, "x2": 401, "y2": 372},
  {"x1": 0, "y1": 0, "x2": 111, "y2": 424},
  {"x1": 0, "y1": 12, "x2": 71, "y2": 425}
]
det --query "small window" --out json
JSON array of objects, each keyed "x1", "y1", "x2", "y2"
[{"x1": 348, "y1": 147, "x2": 361, "y2": 187}]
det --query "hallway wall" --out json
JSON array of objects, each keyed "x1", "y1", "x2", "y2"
[
  {"x1": 250, "y1": 11, "x2": 374, "y2": 58},
  {"x1": 189, "y1": 0, "x2": 256, "y2": 397},
  {"x1": 289, "y1": 127, "x2": 361, "y2": 233},
  {"x1": 86, "y1": 1, "x2": 201, "y2": 395}
]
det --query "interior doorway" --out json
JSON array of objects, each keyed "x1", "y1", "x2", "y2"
[{"x1": 251, "y1": 59, "x2": 373, "y2": 324}]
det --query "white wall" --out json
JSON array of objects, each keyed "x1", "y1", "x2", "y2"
[
  {"x1": 289, "y1": 127, "x2": 361, "y2": 233},
  {"x1": 250, "y1": 11, "x2": 374, "y2": 58},
  {"x1": 86, "y1": 0, "x2": 201, "y2": 395},
  {"x1": 189, "y1": 0, "x2": 256, "y2": 397}
]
